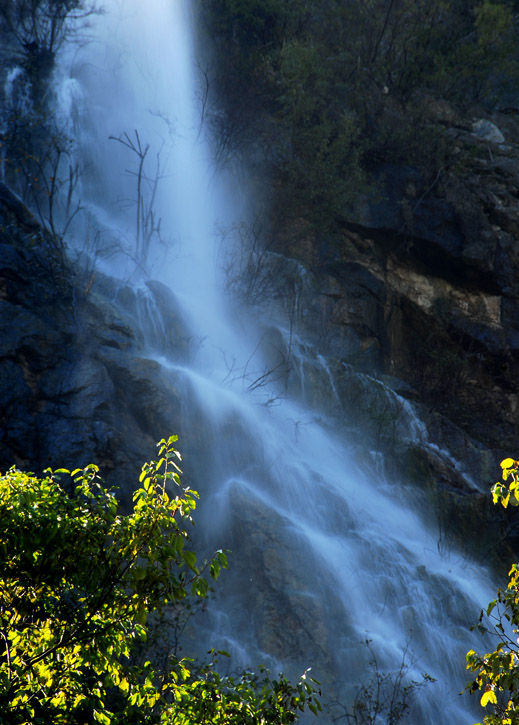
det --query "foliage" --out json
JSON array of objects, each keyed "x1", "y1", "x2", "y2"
[
  {"x1": 0, "y1": 436, "x2": 320, "y2": 724},
  {"x1": 201, "y1": 0, "x2": 519, "y2": 228},
  {"x1": 272, "y1": 40, "x2": 365, "y2": 227},
  {"x1": 465, "y1": 458, "x2": 519, "y2": 724},
  {"x1": 491, "y1": 459, "x2": 519, "y2": 509}
]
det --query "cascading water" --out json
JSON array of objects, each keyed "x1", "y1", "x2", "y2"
[{"x1": 54, "y1": 1, "x2": 498, "y2": 721}]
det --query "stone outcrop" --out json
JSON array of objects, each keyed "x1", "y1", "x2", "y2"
[
  {"x1": 0, "y1": 182, "x2": 190, "y2": 502},
  {"x1": 275, "y1": 110, "x2": 519, "y2": 454},
  {"x1": 266, "y1": 110, "x2": 519, "y2": 567},
  {"x1": 1, "y1": 108, "x2": 519, "y2": 674}
]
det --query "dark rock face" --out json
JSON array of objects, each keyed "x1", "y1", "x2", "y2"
[
  {"x1": 267, "y1": 112, "x2": 519, "y2": 567},
  {"x1": 277, "y1": 112, "x2": 519, "y2": 455},
  {"x1": 0, "y1": 183, "x2": 75, "y2": 471},
  {"x1": 1, "y1": 109, "x2": 519, "y2": 673},
  {"x1": 0, "y1": 182, "x2": 188, "y2": 500}
]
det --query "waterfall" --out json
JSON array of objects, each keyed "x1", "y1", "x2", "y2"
[{"x1": 53, "y1": 1, "x2": 496, "y2": 722}]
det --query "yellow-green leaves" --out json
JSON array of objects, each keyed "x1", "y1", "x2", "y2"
[
  {"x1": 481, "y1": 689, "x2": 497, "y2": 707},
  {"x1": 0, "y1": 436, "x2": 319, "y2": 724},
  {"x1": 466, "y1": 458, "x2": 519, "y2": 722},
  {"x1": 491, "y1": 458, "x2": 519, "y2": 509},
  {"x1": 475, "y1": 0, "x2": 513, "y2": 47},
  {"x1": 0, "y1": 436, "x2": 229, "y2": 724},
  {"x1": 500, "y1": 458, "x2": 519, "y2": 471}
]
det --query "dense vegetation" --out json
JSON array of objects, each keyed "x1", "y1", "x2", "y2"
[
  {"x1": 0, "y1": 437, "x2": 320, "y2": 723},
  {"x1": 200, "y1": 0, "x2": 519, "y2": 229}
]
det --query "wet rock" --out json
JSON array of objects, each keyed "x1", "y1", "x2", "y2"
[
  {"x1": 0, "y1": 183, "x2": 186, "y2": 494},
  {"x1": 223, "y1": 482, "x2": 339, "y2": 681},
  {"x1": 145, "y1": 279, "x2": 194, "y2": 359},
  {"x1": 492, "y1": 205, "x2": 519, "y2": 238},
  {"x1": 264, "y1": 108, "x2": 519, "y2": 573}
]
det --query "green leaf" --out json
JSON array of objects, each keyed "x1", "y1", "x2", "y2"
[
  {"x1": 183, "y1": 550, "x2": 198, "y2": 573},
  {"x1": 133, "y1": 566, "x2": 147, "y2": 581},
  {"x1": 481, "y1": 689, "x2": 497, "y2": 707},
  {"x1": 93, "y1": 709, "x2": 111, "y2": 724}
]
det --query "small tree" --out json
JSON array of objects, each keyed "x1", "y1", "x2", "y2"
[
  {"x1": 0, "y1": 0, "x2": 99, "y2": 239},
  {"x1": 2, "y1": 111, "x2": 82, "y2": 237},
  {"x1": 466, "y1": 458, "x2": 519, "y2": 724},
  {"x1": 0, "y1": 0, "x2": 98, "y2": 103},
  {"x1": 0, "y1": 435, "x2": 320, "y2": 723},
  {"x1": 109, "y1": 130, "x2": 166, "y2": 267}
]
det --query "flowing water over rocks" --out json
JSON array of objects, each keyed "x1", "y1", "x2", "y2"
[{"x1": 1, "y1": 1, "x2": 514, "y2": 722}]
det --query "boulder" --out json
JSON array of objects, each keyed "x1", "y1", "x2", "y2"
[{"x1": 471, "y1": 119, "x2": 505, "y2": 144}]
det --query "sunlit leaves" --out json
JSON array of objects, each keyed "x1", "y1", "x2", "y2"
[
  {"x1": 466, "y1": 458, "x2": 519, "y2": 723},
  {"x1": 481, "y1": 690, "x2": 498, "y2": 707},
  {"x1": 0, "y1": 436, "x2": 229, "y2": 723},
  {"x1": 491, "y1": 460, "x2": 519, "y2": 509},
  {"x1": 500, "y1": 459, "x2": 519, "y2": 471},
  {"x1": 0, "y1": 436, "x2": 319, "y2": 723}
]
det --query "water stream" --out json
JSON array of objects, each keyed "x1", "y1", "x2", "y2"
[{"x1": 54, "y1": 1, "x2": 496, "y2": 721}]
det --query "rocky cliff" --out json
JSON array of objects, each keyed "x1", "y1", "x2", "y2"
[
  {"x1": 2, "y1": 104, "x2": 519, "y2": 552},
  {"x1": 0, "y1": 182, "x2": 192, "y2": 505},
  {"x1": 2, "y1": 71, "x2": 519, "y2": 706},
  {"x1": 267, "y1": 108, "x2": 519, "y2": 568}
]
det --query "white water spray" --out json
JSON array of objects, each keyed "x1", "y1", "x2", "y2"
[{"x1": 56, "y1": 1, "x2": 497, "y2": 721}]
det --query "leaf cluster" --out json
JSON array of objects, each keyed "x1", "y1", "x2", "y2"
[
  {"x1": 0, "y1": 436, "x2": 320, "y2": 723},
  {"x1": 491, "y1": 459, "x2": 519, "y2": 510},
  {"x1": 465, "y1": 458, "x2": 519, "y2": 724},
  {"x1": 466, "y1": 565, "x2": 519, "y2": 724}
]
